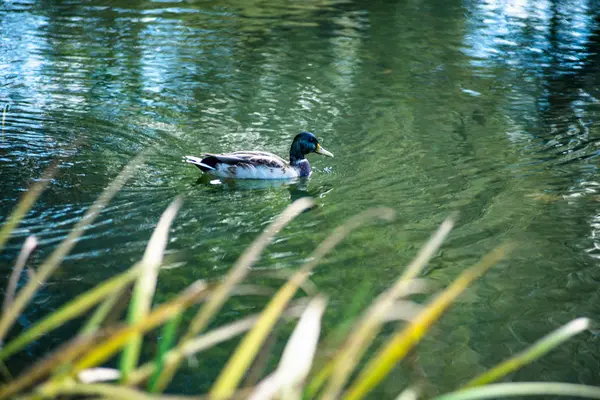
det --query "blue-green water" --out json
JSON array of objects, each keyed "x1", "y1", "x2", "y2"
[{"x1": 1, "y1": 0, "x2": 600, "y2": 397}]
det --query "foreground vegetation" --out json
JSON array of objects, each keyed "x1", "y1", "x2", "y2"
[{"x1": 0, "y1": 156, "x2": 598, "y2": 400}]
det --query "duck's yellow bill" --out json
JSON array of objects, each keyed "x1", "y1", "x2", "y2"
[{"x1": 315, "y1": 144, "x2": 334, "y2": 157}]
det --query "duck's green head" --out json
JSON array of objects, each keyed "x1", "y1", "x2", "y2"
[{"x1": 290, "y1": 131, "x2": 334, "y2": 164}]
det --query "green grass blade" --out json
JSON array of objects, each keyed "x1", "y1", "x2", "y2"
[
  {"x1": 127, "y1": 314, "x2": 258, "y2": 386},
  {"x1": 120, "y1": 198, "x2": 182, "y2": 381},
  {"x1": 150, "y1": 198, "x2": 314, "y2": 392},
  {"x1": 70, "y1": 281, "x2": 208, "y2": 377},
  {"x1": 0, "y1": 266, "x2": 140, "y2": 363},
  {"x1": 320, "y1": 216, "x2": 454, "y2": 400},
  {"x1": 31, "y1": 282, "x2": 207, "y2": 398},
  {"x1": 125, "y1": 288, "x2": 301, "y2": 386},
  {"x1": 0, "y1": 153, "x2": 146, "y2": 344},
  {"x1": 463, "y1": 318, "x2": 590, "y2": 388},
  {"x1": 211, "y1": 207, "x2": 395, "y2": 399},
  {"x1": 3, "y1": 236, "x2": 37, "y2": 312},
  {"x1": 343, "y1": 244, "x2": 512, "y2": 400},
  {"x1": 433, "y1": 382, "x2": 600, "y2": 400},
  {"x1": 0, "y1": 163, "x2": 57, "y2": 254},
  {"x1": 148, "y1": 313, "x2": 182, "y2": 392},
  {"x1": 55, "y1": 283, "x2": 128, "y2": 380}
]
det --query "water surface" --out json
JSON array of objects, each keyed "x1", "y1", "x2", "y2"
[{"x1": 1, "y1": 0, "x2": 600, "y2": 396}]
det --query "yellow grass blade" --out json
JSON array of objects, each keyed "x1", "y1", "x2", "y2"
[
  {"x1": 343, "y1": 243, "x2": 512, "y2": 400},
  {"x1": 0, "y1": 267, "x2": 137, "y2": 361},
  {"x1": 463, "y1": 318, "x2": 590, "y2": 388},
  {"x1": 48, "y1": 382, "x2": 180, "y2": 400},
  {"x1": 35, "y1": 281, "x2": 208, "y2": 398},
  {"x1": 3, "y1": 236, "x2": 37, "y2": 312},
  {"x1": 0, "y1": 265, "x2": 140, "y2": 363},
  {"x1": 0, "y1": 333, "x2": 103, "y2": 400},
  {"x1": 320, "y1": 216, "x2": 455, "y2": 400},
  {"x1": 184, "y1": 197, "x2": 314, "y2": 338},
  {"x1": 126, "y1": 301, "x2": 306, "y2": 386},
  {"x1": 211, "y1": 207, "x2": 395, "y2": 399},
  {"x1": 0, "y1": 163, "x2": 57, "y2": 253},
  {"x1": 0, "y1": 153, "x2": 146, "y2": 344},
  {"x1": 72, "y1": 281, "x2": 208, "y2": 376},
  {"x1": 433, "y1": 382, "x2": 600, "y2": 400},
  {"x1": 120, "y1": 198, "x2": 182, "y2": 381},
  {"x1": 151, "y1": 198, "x2": 314, "y2": 392}
]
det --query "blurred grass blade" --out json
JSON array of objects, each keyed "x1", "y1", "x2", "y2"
[
  {"x1": 36, "y1": 282, "x2": 208, "y2": 399},
  {"x1": 70, "y1": 281, "x2": 208, "y2": 377},
  {"x1": 0, "y1": 266, "x2": 140, "y2": 363},
  {"x1": 120, "y1": 198, "x2": 182, "y2": 381},
  {"x1": 1, "y1": 103, "x2": 9, "y2": 142},
  {"x1": 463, "y1": 318, "x2": 590, "y2": 388},
  {"x1": 78, "y1": 368, "x2": 121, "y2": 383},
  {"x1": 3, "y1": 236, "x2": 37, "y2": 312},
  {"x1": 0, "y1": 333, "x2": 103, "y2": 400},
  {"x1": 396, "y1": 387, "x2": 419, "y2": 400},
  {"x1": 306, "y1": 282, "x2": 376, "y2": 399},
  {"x1": 184, "y1": 197, "x2": 313, "y2": 338},
  {"x1": 250, "y1": 296, "x2": 327, "y2": 400},
  {"x1": 384, "y1": 300, "x2": 424, "y2": 322},
  {"x1": 0, "y1": 163, "x2": 57, "y2": 254},
  {"x1": 48, "y1": 382, "x2": 167, "y2": 400},
  {"x1": 151, "y1": 197, "x2": 314, "y2": 392},
  {"x1": 319, "y1": 216, "x2": 454, "y2": 400},
  {"x1": 343, "y1": 243, "x2": 512, "y2": 400},
  {"x1": 242, "y1": 325, "x2": 279, "y2": 389},
  {"x1": 0, "y1": 362, "x2": 11, "y2": 381},
  {"x1": 399, "y1": 214, "x2": 456, "y2": 281},
  {"x1": 315, "y1": 281, "x2": 427, "y2": 400},
  {"x1": 80, "y1": 286, "x2": 126, "y2": 336},
  {"x1": 433, "y1": 382, "x2": 600, "y2": 400},
  {"x1": 148, "y1": 313, "x2": 182, "y2": 392},
  {"x1": 57, "y1": 281, "x2": 128, "y2": 379},
  {"x1": 211, "y1": 207, "x2": 395, "y2": 399},
  {"x1": 0, "y1": 153, "x2": 146, "y2": 344},
  {"x1": 128, "y1": 314, "x2": 259, "y2": 386},
  {"x1": 126, "y1": 300, "x2": 306, "y2": 387}
]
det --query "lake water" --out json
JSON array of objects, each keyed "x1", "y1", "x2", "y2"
[{"x1": 1, "y1": 0, "x2": 600, "y2": 397}]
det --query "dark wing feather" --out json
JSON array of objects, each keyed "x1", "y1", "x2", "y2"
[{"x1": 203, "y1": 151, "x2": 288, "y2": 169}]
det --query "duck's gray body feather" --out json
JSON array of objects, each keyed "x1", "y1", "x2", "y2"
[{"x1": 185, "y1": 151, "x2": 302, "y2": 179}]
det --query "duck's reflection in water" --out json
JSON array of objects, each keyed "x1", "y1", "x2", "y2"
[{"x1": 194, "y1": 175, "x2": 333, "y2": 207}]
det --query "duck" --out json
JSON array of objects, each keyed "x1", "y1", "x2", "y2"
[{"x1": 184, "y1": 131, "x2": 333, "y2": 180}]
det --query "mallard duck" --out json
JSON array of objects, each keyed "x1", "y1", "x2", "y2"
[{"x1": 185, "y1": 131, "x2": 333, "y2": 180}]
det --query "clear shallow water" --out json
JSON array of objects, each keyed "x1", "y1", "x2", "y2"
[{"x1": 1, "y1": 0, "x2": 600, "y2": 396}]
